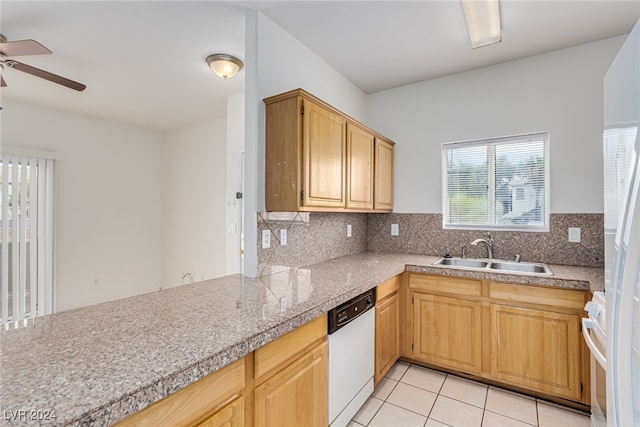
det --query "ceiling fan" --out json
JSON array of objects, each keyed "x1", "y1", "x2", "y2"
[{"x1": 0, "y1": 34, "x2": 86, "y2": 91}]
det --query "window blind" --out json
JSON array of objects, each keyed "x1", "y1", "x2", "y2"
[
  {"x1": 443, "y1": 132, "x2": 549, "y2": 231},
  {"x1": 1, "y1": 154, "x2": 54, "y2": 324},
  {"x1": 604, "y1": 126, "x2": 638, "y2": 230}
]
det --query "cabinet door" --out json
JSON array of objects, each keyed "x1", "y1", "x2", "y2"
[
  {"x1": 196, "y1": 397, "x2": 243, "y2": 427},
  {"x1": 412, "y1": 292, "x2": 482, "y2": 374},
  {"x1": 490, "y1": 304, "x2": 582, "y2": 401},
  {"x1": 255, "y1": 341, "x2": 328, "y2": 427},
  {"x1": 302, "y1": 101, "x2": 347, "y2": 208},
  {"x1": 375, "y1": 292, "x2": 400, "y2": 384},
  {"x1": 346, "y1": 123, "x2": 374, "y2": 210},
  {"x1": 374, "y1": 138, "x2": 394, "y2": 211}
]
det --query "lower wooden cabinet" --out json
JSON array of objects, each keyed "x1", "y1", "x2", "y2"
[
  {"x1": 411, "y1": 293, "x2": 482, "y2": 375},
  {"x1": 196, "y1": 397, "x2": 244, "y2": 427},
  {"x1": 254, "y1": 314, "x2": 328, "y2": 427},
  {"x1": 375, "y1": 276, "x2": 400, "y2": 384},
  {"x1": 254, "y1": 341, "x2": 328, "y2": 427},
  {"x1": 490, "y1": 304, "x2": 582, "y2": 401},
  {"x1": 405, "y1": 273, "x2": 589, "y2": 405}
]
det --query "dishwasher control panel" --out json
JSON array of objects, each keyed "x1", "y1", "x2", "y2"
[{"x1": 328, "y1": 288, "x2": 376, "y2": 334}]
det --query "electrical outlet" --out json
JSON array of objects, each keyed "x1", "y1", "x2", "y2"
[
  {"x1": 568, "y1": 227, "x2": 581, "y2": 243},
  {"x1": 262, "y1": 229, "x2": 271, "y2": 249},
  {"x1": 347, "y1": 224, "x2": 352, "y2": 237},
  {"x1": 280, "y1": 229, "x2": 287, "y2": 246},
  {"x1": 391, "y1": 223, "x2": 399, "y2": 236}
]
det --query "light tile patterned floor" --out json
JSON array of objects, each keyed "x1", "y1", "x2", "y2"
[{"x1": 350, "y1": 362, "x2": 591, "y2": 427}]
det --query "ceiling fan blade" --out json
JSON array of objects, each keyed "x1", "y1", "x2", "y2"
[
  {"x1": 1, "y1": 74, "x2": 6, "y2": 87},
  {"x1": 0, "y1": 39, "x2": 52, "y2": 57},
  {"x1": 7, "y1": 60, "x2": 85, "y2": 91}
]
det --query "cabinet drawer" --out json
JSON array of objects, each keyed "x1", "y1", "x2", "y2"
[
  {"x1": 377, "y1": 276, "x2": 400, "y2": 301},
  {"x1": 489, "y1": 282, "x2": 586, "y2": 311},
  {"x1": 115, "y1": 357, "x2": 245, "y2": 427},
  {"x1": 409, "y1": 274, "x2": 481, "y2": 298},
  {"x1": 255, "y1": 314, "x2": 327, "y2": 379}
]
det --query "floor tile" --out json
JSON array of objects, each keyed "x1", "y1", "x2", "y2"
[
  {"x1": 537, "y1": 401, "x2": 590, "y2": 427},
  {"x1": 400, "y1": 364, "x2": 446, "y2": 394},
  {"x1": 347, "y1": 422, "x2": 366, "y2": 427},
  {"x1": 369, "y1": 402, "x2": 428, "y2": 427},
  {"x1": 372, "y1": 377, "x2": 398, "y2": 400},
  {"x1": 387, "y1": 382, "x2": 438, "y2": 417},
  {"x1": 353, "y1": 396, "x2": 384, "y2": 426},
  {"x1": 482, "y1": 410, "x2": 536, "y2": 427},
  {"x1": 484, "y1": 387, "x2": 538, "y2": 425},
  {"x1": 429, "y1": 395, "x2": 484, "y2": 427},
  {"x1": 386, "y1": 361, "x2": 411, "y2": 381},
  {"x1": 425, "y1": 419, "x2": 450, "y2": 427},
  {"x1": 439, "y1": 375, "x2": 488, "y2": 408}
]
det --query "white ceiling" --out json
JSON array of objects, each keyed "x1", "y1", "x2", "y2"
[{"x1": 1, "y1": 1, "x2": 639, "y2": 132}]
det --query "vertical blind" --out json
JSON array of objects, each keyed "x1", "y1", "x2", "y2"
[
  {"x1": 443, "y1": 132, "x2": 549, "y2": 231},
  {"x1": 1, "y1": 153, "x2": 54, "y2": 324},
  {"x1": 604, "y1": 126, "x2": 638, "y2": 230}
]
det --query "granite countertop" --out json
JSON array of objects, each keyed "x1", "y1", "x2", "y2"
[{"x1": 0, "y1": 253, "x2": 603, "y2": 426}]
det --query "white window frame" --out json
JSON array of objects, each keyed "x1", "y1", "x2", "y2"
[
  {"x1": 442, "y1": 132, "x2": 550, "y2": 232},
  {"x1": 1, "y1": 147, "x2": 57, "y2": 325}
]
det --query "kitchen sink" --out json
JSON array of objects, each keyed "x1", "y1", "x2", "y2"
[
  {"x1": 433, "y1": 257, "x2": 489, "y2": 269},
  {"x1": 433, "y1": 257, "x2": 552, "y2": 275},
  {"x1": 489, "y1": 261, "x2": 552, "y2": 274}
]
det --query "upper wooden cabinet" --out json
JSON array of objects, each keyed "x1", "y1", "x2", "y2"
[
  {"x1": 374, "y1": 138, "x2": 394, "y2": 211},
  {"x1": 264, "y1": 89, "x2": 394, "y2": 212},
  {"x1": 346, "y1": 123, "x2": 374, "y2": 210}
]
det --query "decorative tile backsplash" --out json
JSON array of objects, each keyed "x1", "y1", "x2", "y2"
[
  {"x1": 257, "y1": 212, "x2": 368, "y2": 276},
  {"x1": 367, "y1": 213, "x2": 604, "y2": 267},
  {"x1": 257, "y1": 212, "x2": 604, "y2": 275}
]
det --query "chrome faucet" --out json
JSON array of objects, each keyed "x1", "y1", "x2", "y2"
[{"x1": 471, "y1": 233, "x2": 494, "y2": 259}]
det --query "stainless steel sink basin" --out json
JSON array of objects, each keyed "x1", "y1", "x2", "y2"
[
  {"x1": 433, "y1": 257, "x2": 552, "y2": 275},
  {"x1": 489, "y1": 261, "x2": 552, "y2": 274},
  {"x1": 433, "y1": 257, "x2": 489, "y2": 268}
]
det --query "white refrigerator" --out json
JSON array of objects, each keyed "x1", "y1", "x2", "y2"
[{"x1": 604, "y1": 18, "x2": 640, "y2": 427}]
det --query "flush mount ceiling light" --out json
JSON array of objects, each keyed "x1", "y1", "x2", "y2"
[
  {"x1": 461, "y1": 0, "x2": 502, "y2": 49},
  {"x1": 206, "y1": 54, "x2": 243, "y2": 79}
]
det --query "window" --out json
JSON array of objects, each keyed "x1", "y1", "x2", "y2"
[
  {"x1": 1, "y1": 150, "x2": 55, "y2": 324},
  {"x1": 442, "y1": 132, "x2": 549, "y2": 231}
]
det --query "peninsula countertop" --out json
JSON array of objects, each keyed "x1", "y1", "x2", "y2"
[{"x1": 0, "y1": 253, "x2": 603, "y2": 426}]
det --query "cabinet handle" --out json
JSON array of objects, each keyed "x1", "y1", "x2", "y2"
[{"x1": 582, "y1": 318, "x2": 606, "y2": 368}]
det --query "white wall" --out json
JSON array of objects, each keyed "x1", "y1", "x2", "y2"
[
  {"x1": 163, "y1": 119, "x2": 227, "y2": 287},
  {"x1": 242, "y1": 11, "x2": 369, "y2": 276},
  {"x1": 366, "y1": 36, "x2": 625, "y2": 214},
  {"x1": 226, "y1": 92, "x2": 244, "y2": 275},
  {"x1": 1, "y1": 99, "x2": 164, "y2": 311}
]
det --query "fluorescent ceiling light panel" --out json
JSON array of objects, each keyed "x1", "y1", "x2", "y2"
[{"x1": 462, "y1": 0, "x2": 502, "y2": 49}]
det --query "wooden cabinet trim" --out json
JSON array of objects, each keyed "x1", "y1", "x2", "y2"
[
  {"x1": 409, "y1": 273, "x2": 482, "y2": 298},
  {"x1": 377, "y1": 276, "x2": 400, "y2": 301},
  {"x1": 489, "y1": 282, "x2": 586, "y2": 311},
  {"x1": 255, "y1": 314, "x2": 327, "y2": 380},
  {"x1": 264, "y1": 89, "x2": 396, "y2": 144}
]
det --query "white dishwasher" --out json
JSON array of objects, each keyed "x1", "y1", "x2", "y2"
[{"x1": 327, "y1": 288, "x2": 376, "y2": 427}]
